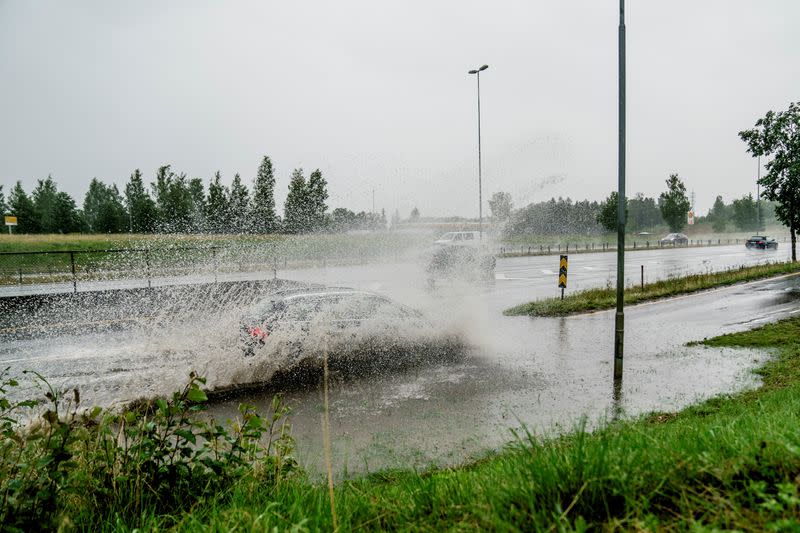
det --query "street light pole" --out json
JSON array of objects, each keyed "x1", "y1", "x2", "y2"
[
  {"x1": 469, "y1": 64, "x2": 489, "y2": 239},
  {"x1": 614, "y1": 0, "x2": 626, "y2": 380}
]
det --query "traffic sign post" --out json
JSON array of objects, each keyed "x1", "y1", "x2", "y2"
[
  {"x1": 4, "y1": 216, "x2": 17, "y2": 235},
  {"x1": 558, "y1": 255, "x2": 568, "y2": 300}
]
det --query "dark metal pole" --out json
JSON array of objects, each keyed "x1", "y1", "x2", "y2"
[
  {"x1": 614, "y1": 0, "x2": 626, "y2": 380},
  {"x1": 477, "y1": 71, "x2": 483, "y2": 239},
  {"x1": 757, "y1": 155, "x2": 762, "y2": 232},
  {"x1": 70, "y1": 251, "x2": 77, "y2": 294}
]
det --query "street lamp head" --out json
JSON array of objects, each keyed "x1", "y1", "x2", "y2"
[
  {"x1": 479, "y1": 64, "x2": 489, "y2": 71},
  {"x1": 468, "y1": 69, "x2": 478, "y2": 74}
]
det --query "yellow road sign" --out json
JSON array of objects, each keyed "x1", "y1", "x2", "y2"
[
  {"x1": 558, "y1": 254, "x2": 568, "y2": 289},
  {"x1": 4, "y1": 216, "x2": 17, "y2": 226}
]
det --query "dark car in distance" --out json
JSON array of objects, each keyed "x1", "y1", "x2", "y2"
[{"x1": 745, "y1": 235, "x2": 778, "y2": 250}]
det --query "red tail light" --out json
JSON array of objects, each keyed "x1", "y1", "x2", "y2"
[{"x1": 247, "y1": 326, "x2": 268, "y2": 339}]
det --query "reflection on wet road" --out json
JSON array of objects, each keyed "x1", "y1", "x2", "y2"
[{"x1": 1, "y1": 244, "x2": 798, "y2": 475}]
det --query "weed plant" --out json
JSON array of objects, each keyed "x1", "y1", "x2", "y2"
[{"x1": 0, "y1": 370, "x2": 295, "y2": 531}]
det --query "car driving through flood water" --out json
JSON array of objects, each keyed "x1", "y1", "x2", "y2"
[{"x1": 239, "y1": 286, "x2": 465, "y2": 375}]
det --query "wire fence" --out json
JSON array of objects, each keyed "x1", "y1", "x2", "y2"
[{"x1": 0, "y1": 244, "x2": 401, "y2": 294}]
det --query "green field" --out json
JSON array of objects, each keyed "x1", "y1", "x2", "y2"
[{"x1": 505, "y1": 261, "x2": 800, "y2": 317}]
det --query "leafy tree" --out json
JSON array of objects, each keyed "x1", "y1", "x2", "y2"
[
  {"x1": 658, "y1": 174, "x2": 691, "y2": 232},
  {"x1": 7, "y1": 181, "x2": 38, "y2": 233},
  {"x1": 151, "y1": 166, "x2": 194, "y2": 232},
  {"x1": 708, "y1": 195, "x2": 729, "y2": 233},
  {"x1": 205, "y1": 172, "x2": 229, "y2": 233},
  {"x1": 596, "y1": 191, "x2": 628, "y2": 232},
  {"x1": 331, "y1": 207, "x2": 357, "y2": 232},
  {"x1": 505, "y1": 197, "x2": 602, "y2": 236},
  {"x1": 731, "y1": 193, "x2": 758, "y2": 231},
  {"x1": 83, "y1": 178, "x2": 127, "y2": 233},
  {"x1": 0, "y1": 185, "x2": 6, "y2": 216},
  {"x1": 228, "y1": 173, "x2": 250, "y2": 233},
  {"x1": 31, "y1": 176, "x2": 60, "y2": 233},
  {"x1": 283, "y1": 169, "x2": 309, "y2": 234},
  {"x1": 739, "y1": 101, "x2": 800, "y2": 261},
  {"x1": 53, "y1": 191, "x2": 85, "y2": 233},
  {"x1": 187, "y1": 178, "x2": 206, "y2": 232},
  {"x1": 410, "y1": 207, "x2": 420, "y2": 221},
  {"x1": 628, "y1": 193, "x2": 662, "y2": 231},
  {"x1": 251, "y1": 156, "x2": 278, "y2": 233},
  {"x1": 306, "y1": 169, "x2": 329, "y2": 231},
  {"x1": 29, "y1": 176, "x2": 82, "y2": 233},
  {"x1": 151, "y1": 165, "x2": 172, "y2": 223},
  {"x1": 488, "y1": 192, "x2": 513, "y2": 221},
  {"x1": 124, "y1": 169, "x2": 157, "y2": 233},
  {"x1": 169, "y1": 173, "x2": 195, "y2": 232}
]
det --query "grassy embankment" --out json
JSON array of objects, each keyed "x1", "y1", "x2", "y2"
[
  {"x1": 17, "y1": 315, "x2": 793, "y2": 530},
  {"x1": 506, "y1": 261, "x2": 800, "y2": 317}
]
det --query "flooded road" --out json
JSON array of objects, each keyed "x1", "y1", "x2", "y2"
[
  {"x1": 1, "y1": 244, "x2": 798, "y2": 475},
  {"x1": 211, "y1": 270, "x2": 800, "y2": 475}
]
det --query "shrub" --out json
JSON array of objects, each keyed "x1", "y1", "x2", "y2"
[{"x1": 0, "y1": 368, "x2": 296, "y2": 531}]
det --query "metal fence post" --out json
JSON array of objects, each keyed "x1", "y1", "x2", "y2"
[
  {"x1": 145, "y1": 249, "x2": 151, "y2": 289},
  {"x1": 212, "y1": 247, "x2": 218, "y2": 283},
  {"x1": 70, "y1": 251, "x2": 77, "y2": 293}
]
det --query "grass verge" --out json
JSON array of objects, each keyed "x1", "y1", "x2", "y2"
[
  {"x1": 5, "y1": 317, "x2": 800, "y2": 530},
  {"x1": 505, "y1": 260, "x2": 800, "y2": 317}
]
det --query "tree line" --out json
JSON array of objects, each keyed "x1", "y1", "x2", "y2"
[
  {"x1": 495, "y1": 173, "x2": 778, "y2": 237},
  {"x1": 1, "y1": 156, "x2": 385, "y2": 235}
]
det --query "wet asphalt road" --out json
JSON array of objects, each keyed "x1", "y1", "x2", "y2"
[{"x1": 1, "y1": 244, "x2": 798, "y2": 475}]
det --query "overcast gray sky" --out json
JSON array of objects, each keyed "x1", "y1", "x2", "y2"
[{"x1": 1, "y1": 1, "x2": 798, "y2": 217}]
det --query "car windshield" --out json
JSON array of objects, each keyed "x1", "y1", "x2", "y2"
[{"x1": 438, "y1": 232, "x2": 456, "y2": 241}]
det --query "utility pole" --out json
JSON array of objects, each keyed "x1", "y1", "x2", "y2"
[
  {"x1": 757, "y1": 155, "x2": 762, "y2": 232},
  {"x1": 614, "y1": 0, "x2": 626, "y2": 381}
]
